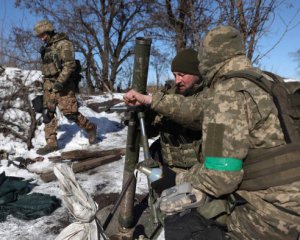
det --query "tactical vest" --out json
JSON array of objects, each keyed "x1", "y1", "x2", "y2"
[
  {"x1": 223, "y1": 70, "x2": 300, "y2": 190},
  {"x1": 41, "y1": 45, "x2": 62, "y2": 78},
  {"x1": 160, "y1": 134, "x2": 201, "y2": 168},
  {"x1": 41, "y1": 35, "x2": 82, "y2": 92},
  {"x1": 159, "y1": 83, "x2": 203, "y2": 169}
]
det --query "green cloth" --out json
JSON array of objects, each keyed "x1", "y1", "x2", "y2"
[
  {"x1": 204, "y1": 156, "x2": 242, "y2": 171},
  {"x1": 0, "y1": 172, "x2": 61, "y2": 221}
]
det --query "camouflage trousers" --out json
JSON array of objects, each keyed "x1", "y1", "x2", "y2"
[
  {"x1": 175, "y1": 167, "x2": 300, "y2": 240},
  {"x1": 43, "y1": 86, "x2": 95, "y2": 146},
  {"x1": 227, "y1": 204, "x2": 299, "y2": 240},
  {"x1": 227, "y1": 187, "x2": 300, "y2": 240}
]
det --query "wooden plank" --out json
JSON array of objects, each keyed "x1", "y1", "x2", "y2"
[
  {"x1": 40, "y1": 154, "x2": 122, "y2": 182},
  {"x1": 48, "y1": 148, "x2": 126, "y2": 162},
  {"x1": 87, "y1": 98, "x2": 123, "y2": 113}
]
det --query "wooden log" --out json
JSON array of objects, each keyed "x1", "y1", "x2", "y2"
[
  {"x1": 48, "y1": 148, "x2": 126, "y2": 162},
  {"x1": 87, "y1": 99, "x2": 123, "y2": 113},
  {"x1": 47, "y1": 156, "x2": 62, "y2": 162},
  {"x1": 40, "y1": 154, "x2": 122, "y2": 182}
]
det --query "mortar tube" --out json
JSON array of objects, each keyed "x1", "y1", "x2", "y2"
[{"x1": 118, "y1": 37, "x2": 151, "y2": 231}]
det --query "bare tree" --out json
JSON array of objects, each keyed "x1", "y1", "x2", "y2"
[
  {"x1": 147, "y1": 0, "x2": 295, "y2": 67},
  {"x1": 4, "y1": 0, "x2": 297, "y2": 91},
  {"x1": 216, "y1": 0, "x2": 290, "y2": 63},
  {"x1": 0, "y1": 27, "x2": 41, "y2": 70},
  {"x1": 16, "y1": 0, "x2": 152, "y2": 92},
  {"x1": 291, "y1": 49, "x2": 300, "y2": 76},
  {"x1": 148, "y1": 0, "x2": 215, "y2": 52},
  {"x1": 150, "y1": 47, "x2": 169, "y2": 89},
  {"x1": 116, "y1": 58, "x2": 134, "y2": 91}
]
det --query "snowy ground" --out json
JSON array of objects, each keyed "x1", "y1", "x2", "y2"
[{"x1": 0, "y1": 68, "x2": 163, "y2": 240}]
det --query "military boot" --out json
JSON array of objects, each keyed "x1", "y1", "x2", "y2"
[
  {"x1": 36, "y1": 145, "x2": 58, "y2": 155},
  {"x1": 87, "y1": 123, "x2": 97, "y2": 144},
  {"x1": 36, "y1": 139, "x2": 58, "y2": 155}
]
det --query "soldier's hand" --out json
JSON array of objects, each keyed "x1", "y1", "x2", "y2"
[
  {"x1": 123, "y1": 89, "x2": 152, "y2": 106},
  {"x1": 39, "y1": 46, "x2": 46, "y2": 58},
  {"x1": 42, "y1": 108, "x2": 54, "y2": 124},
  {"x1": 159, "y1": 183, "x2": 206, "y2": 215},
  {"x1": 53, "y1": 81, "x2": 64, "y2": 93}
]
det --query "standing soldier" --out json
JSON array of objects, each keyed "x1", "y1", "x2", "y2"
[{"x1": 34, "y1": 20, "x2": 97, "y2": 155}]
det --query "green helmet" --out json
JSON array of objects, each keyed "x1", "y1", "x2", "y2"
[{"x1": 34, "y1": 20, "x2": 54, "y2": 36}]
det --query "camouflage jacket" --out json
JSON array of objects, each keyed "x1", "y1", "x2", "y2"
[
  {"x1": 151, "y1": 55, "x2": 286, "y2": 197},
  {"x1": 41, "y1": 33, "x2": 76, "y2": 85},
  {"x1": 148, "y1": 83, "x2": 203, "y2": 168},
  {"x1": 151, "y1": 25, "x2": 300, "y2": 237}
]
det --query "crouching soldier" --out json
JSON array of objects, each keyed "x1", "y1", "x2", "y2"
[
  {"x1": 146, "y1": 49, "x2": 203, "y2": 185},
  {"x1": 34, "y1": 20, "x2": 97, "y2": 155},
  {"x1": 124, "y1": 25, "x2": 300, "y2": 239}
]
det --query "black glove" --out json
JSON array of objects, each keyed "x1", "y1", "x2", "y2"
[
  {"x1": 39, "y1": 46, "x2": 46, "y2": 59},
  {"x1": 151, "y1": 166, "x2": 176, "y2": 194},
  {"x1": 53, "y1": 81, "x2": 64, "y2": 92},
  {"x1": 42, "y1": 108, "x2": 54, "y2": 124},
  {"x1": 31, "y1": 95, "x2": 44, "y2": 113}
]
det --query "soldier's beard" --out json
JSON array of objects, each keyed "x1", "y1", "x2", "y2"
[{"x1": 176, "y1": 83, "x2": 186, "y2": 95}]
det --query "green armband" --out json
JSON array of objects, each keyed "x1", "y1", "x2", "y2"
[{"x1": 204, "y1": 156, "x2": 242, "y2": 171}]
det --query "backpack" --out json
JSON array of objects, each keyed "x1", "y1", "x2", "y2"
[
  {"x1": 31, "y1": 95, "x2": 43, "y2": 113},
  {"x1": 222, "y1": 70, "x2": 300, "y2": 190},
  {"x1": 223, "y1": 70, "x2": 300, "y2": 143}
]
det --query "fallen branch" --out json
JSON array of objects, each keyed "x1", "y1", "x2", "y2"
[
  {"x1": 49, "y1": 148, "x2": 126, "y2": 162},
  {"x1": 40, "y1": 154, "x2": 122, "y2": 182}
]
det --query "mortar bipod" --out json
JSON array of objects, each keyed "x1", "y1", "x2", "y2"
[{"x1": 137, "y1": 111, "x2": 161, "y2": 225}]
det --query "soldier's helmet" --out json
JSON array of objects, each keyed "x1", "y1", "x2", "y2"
[{"x1": 34, "y1": 20, "x2": 54, "y2": 36}]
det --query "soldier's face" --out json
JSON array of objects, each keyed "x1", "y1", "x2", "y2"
[
  {"x1": 38, "y1": 33, "x2": 49, "y2": 42},
  {"x1": 173, "y1": 72, "x2": 199, "y2": 94}
]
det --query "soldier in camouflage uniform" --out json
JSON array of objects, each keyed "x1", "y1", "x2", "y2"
[
  {"x1": 34, "y1": 20, "x2": 97, "y2": 155},
  {"x1": 124, "y1": 26, "x2": 300, "y2": 239},
  {"x1": 147, "y1": 49, "x2": 203, "y2": 175}
]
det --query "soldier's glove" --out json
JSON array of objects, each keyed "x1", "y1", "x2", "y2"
[
  {"x1": 53, "y1": 81, "x2": 64, "y2": 93},
  {"x1": 39, "y1": 46, "x2": 46, "y2": 59},
  {"x1": 42, "y1": 108, "x2": 54, "y2": 124},
  {"x1": 151, "y1": 166, "x2": 176, "y2": 194},
  {"x1": 31, "y1": 95, "x2": 44, "y2": 113},
  {"x1": 159, "y1": 183, "x2": 206, "y2": 215}
]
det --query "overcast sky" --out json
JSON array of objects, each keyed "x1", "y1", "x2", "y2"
[{"x1": 1, "y1": 0, "x2": 300, "y2": 79}]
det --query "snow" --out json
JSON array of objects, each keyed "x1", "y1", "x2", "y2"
[
  {"x1": 1, "y1": 67, "x2": 299, "y2": 240},
  {"x1": 0, "y1": 68, "x2": 164, "y2": 240}
]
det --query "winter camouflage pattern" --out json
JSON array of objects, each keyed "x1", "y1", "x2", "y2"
[
  {"x1": 151, "y1": 25, "x2": 300, "y2": 238},
  {"x1": 40, "y1": 32, "x2": 95, "y2": 146}
]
